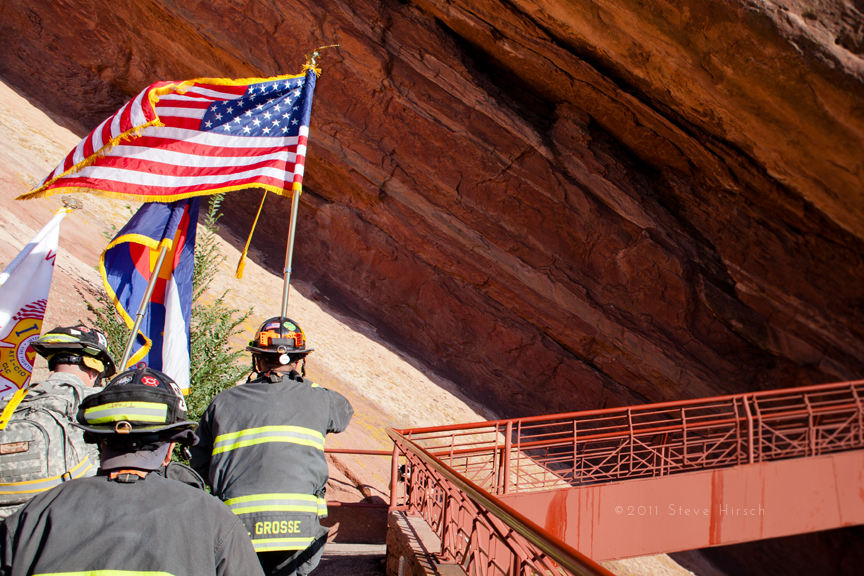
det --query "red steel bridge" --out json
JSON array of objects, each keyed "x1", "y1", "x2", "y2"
[{"x1": 378, "y1": 379, "x2": 864, "y2": 575}]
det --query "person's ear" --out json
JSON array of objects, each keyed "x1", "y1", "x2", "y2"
[{"x1": 84, "y1": 366, "x2": 100, "y2": 386}]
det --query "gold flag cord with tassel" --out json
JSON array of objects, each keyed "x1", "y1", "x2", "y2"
[
  {"x1": 0, "y1": 387, "x2": 30, "y2": 429},
  {"x1": 235, "y1": 191, "x2": 268, "y2": 279},
  {"x1": 236, "y1": 44, "x2": 337, "y2": 283}
]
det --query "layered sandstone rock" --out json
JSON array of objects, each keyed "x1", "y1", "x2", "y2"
[{"x1": 2, "y1": 0, "x2": 862, "y2": 422}]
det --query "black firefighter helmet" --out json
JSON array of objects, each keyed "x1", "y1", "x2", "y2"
[
  {"x1": 75, "y1": 366, "x2": 198, "y2": 448},
  {"x1": 246, "y1": 317, "x2": 313, "y2": 365},
  {"x1": 31, "y1": 325, "x2": 117, "y2": 381}
]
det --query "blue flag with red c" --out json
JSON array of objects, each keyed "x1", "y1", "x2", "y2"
[{"x1": 100, "y1": 199, "x2": 199, "y2": 393}]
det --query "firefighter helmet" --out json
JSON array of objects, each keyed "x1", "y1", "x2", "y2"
[
  {"x1": 30, "y1": 325, "x2": 117, "y2": 380},
  {"x1": 246, "y1": 316, "x2": 314, "y2": 360},
  {"x1": 75, "y1": 366, "x2": 197, "y2": 446}
]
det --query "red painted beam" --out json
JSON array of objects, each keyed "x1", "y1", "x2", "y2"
[{"x1": 497, "y1": 449, "x2": 864, "y2": 561}]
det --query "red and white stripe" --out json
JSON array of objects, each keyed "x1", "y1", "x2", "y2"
[
  {"x1": 37, "y1": 83, "x2": 163, "y2": 187},
  {"x1": 11, "y1": 300, "x2": 47, "y2": 321},
  {"x1": 291, "y1": 126, "x2": 309, "y2": 192},
  {"x1": 32, "y1": 78, "x2": 308, "y2": 200}
]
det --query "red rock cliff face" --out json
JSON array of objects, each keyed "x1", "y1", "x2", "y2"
[{"x1": 2, "y1": 0, "x2": 863, "y2": 418}]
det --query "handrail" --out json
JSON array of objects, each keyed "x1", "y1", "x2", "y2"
[
  {"x1": 396, "y1": 379, "x2": 864, "y2": 493},
  {"x1": 417, "y1": 398, "x2": 863, "y2": 459},
  {"x1": 396, "y1": 379, "x2": 864, "y2": 435},
  {"x1": 388, "y1": 428, "x2": 616, "y2": 576}
]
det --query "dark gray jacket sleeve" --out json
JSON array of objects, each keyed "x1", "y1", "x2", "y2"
[
  {"x1": 0, "y1": 508, "x2": 19, "y2": 575},
  {"x1": 189, "y1": 404, "x2": 215, "y2": 481},
  {"x1": 327, "y1": 389, "x2": 354, "y2": 434},
  {"x1": 215, "y1": 515, "x2": 265, "y2": 576}
]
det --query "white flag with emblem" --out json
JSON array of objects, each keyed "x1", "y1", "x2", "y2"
[{"x1": 0, "y1": 208, "x2": 71, "y2": 420}]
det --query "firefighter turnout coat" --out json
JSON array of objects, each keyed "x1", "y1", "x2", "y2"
[
  {"x1": 190, "y1": 370, "x2": 354, "y2": 553},
  {"x1": 0, "y1": 471, "x2": 263, "y2": 576}
]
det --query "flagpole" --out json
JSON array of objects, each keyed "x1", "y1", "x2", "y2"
[
  {"x1": 118, "y1": 244, "x2": 169, "y2": 370},
  {"x1": 280, "y1": 188, "x2": 301, "y2": 317},
  {"x1": 279, "y1": 45, "x2": 335, "y2": 317}
]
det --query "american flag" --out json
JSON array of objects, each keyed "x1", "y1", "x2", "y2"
[{"x1": 19, "y1": 70, "x2": 317, "y2": 202}]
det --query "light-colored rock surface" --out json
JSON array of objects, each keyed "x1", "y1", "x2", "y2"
[
  {"x1": 0, "y1": 74, "x2": 701, "y2": 576},
  {"x1": 3, "y1": 0, "x2": 864, "y2": 427},
  {"x1": 0, "y1": 76, "x2": 494, "y2": 498},
  {"x1": 602, "y1": 555, "x2": 698, "y2": 576}
]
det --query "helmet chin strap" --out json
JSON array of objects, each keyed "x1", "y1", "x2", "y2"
[{"x1": 249, "y1": 355, "x2": 263, "y2": 380}]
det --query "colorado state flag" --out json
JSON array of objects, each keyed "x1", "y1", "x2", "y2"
[{"x1": 101, "y1": 199, "x2": 199, "y2": 394}]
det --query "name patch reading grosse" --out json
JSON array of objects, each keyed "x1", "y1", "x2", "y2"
[{"x1": 255, "y1": 519, "x2": 303, "y2": 535}]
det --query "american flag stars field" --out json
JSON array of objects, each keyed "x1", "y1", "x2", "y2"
[{"x1": 201, "y1": 78, "x2": 308, "y2": 137}]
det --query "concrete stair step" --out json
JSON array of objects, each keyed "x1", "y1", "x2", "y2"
[{"x1": 316, "y1": 543, "x2": 387, "y2": 575}]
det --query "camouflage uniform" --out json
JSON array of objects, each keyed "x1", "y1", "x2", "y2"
[{"x1": 0, "y1": 372, "x2": 99, "y2": 520}]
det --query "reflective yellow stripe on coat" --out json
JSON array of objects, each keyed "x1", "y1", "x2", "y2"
[
  {"x1": 34, "y1": 571, "x2": 177, "y2": 575},
  {"x1": 251, "y1": 537, "x2": 315, "y2": 551},
  {"x1": 224, "y1": 493, "x2": 328, "y2": 517},
  {"x1": 212, "y1": 426, "x2": 324, "y2": 455}
]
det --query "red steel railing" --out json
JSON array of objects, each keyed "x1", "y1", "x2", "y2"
[
  {"x1": 388, "y1": 429, "x2": 615, "y2": 576},
  {"x1": 327, "y1": 445, "x2": 609, "y2": 572},
  {"x1": 396, "y1": 380, "x2": 864, "y2": 494}
]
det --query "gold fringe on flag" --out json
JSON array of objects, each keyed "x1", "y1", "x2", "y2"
[{"x1": 235, "y1": 191, "x2": 268, "y2": 279}]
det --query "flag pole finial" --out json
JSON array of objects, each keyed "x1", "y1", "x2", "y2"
[
  {"x1": 61, "y1": 195, "x2": 83, "y2": 210},
  {"x1": 305, "y1": 45, "x2": 339, "y2": 74}
]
